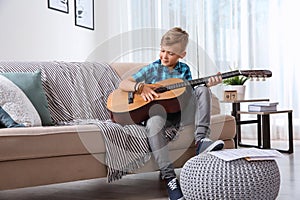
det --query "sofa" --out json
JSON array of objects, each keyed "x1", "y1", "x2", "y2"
[{"x1": 0, "y1": 61, "x2": 236, "y2": 190}]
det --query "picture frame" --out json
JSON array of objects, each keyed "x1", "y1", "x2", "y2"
[
  {"x1": 75, "y1": 0, "x2": 95, "y2": 30},
  {"x1": 48, "y1": 0, "x2": 69, "y2": 13}
]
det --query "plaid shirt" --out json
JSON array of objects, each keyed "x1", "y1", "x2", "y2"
[{"x1": 132, "y1": 59, "x2": 192, "y2": 84}]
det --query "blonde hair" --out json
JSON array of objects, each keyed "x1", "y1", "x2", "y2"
[{"x1": 160, "y1": 27, "x2": 189, "y2": 53}]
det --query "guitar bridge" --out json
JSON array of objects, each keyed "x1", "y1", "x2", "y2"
[{"x1": 154, "y1": 87, "x2": 169, "y2": 93}]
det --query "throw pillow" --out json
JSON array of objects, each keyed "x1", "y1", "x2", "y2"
[
  {"x1": 0, "y1": 106, "x2": 25, "y2": 128},
  {"x1": 1, "y1": 70, "x2": 53, "y2": 126},
  {"x1": 0, "y1": 75, "x2": 42, "y2": 127}
]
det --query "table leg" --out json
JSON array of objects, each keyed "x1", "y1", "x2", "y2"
[
  {"x1": 288, "y1": 112, "x2": 294, "y2": 153},
  {"x1": 257, "y1": 115, "x2": 262, "y2": 147},
  {"x1": 261, "y1": 114, "x2": 271, "y2": 149},
  {"x1": 261, "y1": 112, "x2": 293, "y2": 153},
  {"x1": 232, "y1": 102, "x2": 241, "y2": 148}
]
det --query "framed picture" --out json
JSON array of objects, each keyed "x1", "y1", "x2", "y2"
[
  {"x1": 75, "y1": 0, "x2": 94, "y2": 30},
  {"x1": 48, "y1": 0, "x2": 69, "y2": 13}
]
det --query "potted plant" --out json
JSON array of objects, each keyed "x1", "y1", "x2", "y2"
[
  {"x1": 223, "y1": 69, "x2": 249, "y2": 100},
  {"x1": 223, "y1": 76, "x2": 249, "y2": 85}
]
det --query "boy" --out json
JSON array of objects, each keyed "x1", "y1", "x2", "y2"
[{"x1": 118, "y1": 27, "x2": 224, "y2": 200}]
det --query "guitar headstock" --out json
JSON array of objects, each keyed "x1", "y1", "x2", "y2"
[{"x1": 240, "y1": 70, "x2": 272, "y2": 81}]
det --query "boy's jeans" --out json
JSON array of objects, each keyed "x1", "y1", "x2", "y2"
[{"x1": 145, "y1": 86, "x2": 212, "y2": 180}]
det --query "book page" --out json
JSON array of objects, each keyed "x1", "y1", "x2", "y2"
[{"x1": 208, "y1": 148, "x2": 283, "y2": 161}]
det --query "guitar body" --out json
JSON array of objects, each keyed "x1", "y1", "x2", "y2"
[{"x1": 107, "y1": 78, "x2": 192, "y2": 125}]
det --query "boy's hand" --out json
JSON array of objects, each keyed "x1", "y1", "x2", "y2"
[
  {"x1": 140, "y1": 85, "x2": 159, "y2": 101},
  {"x1": 206, "y1": 72, "x2": 222, "y2": 87}
]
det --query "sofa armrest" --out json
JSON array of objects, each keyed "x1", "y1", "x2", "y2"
[{"x1": 210, "y1": 114, "x2": 236, "y2": 142}]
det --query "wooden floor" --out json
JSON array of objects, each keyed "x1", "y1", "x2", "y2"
[{"x1": 0, "y1": 140, "x2": 299, "y2": 200}]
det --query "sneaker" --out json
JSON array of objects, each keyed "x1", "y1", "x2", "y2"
[
  {"x1": 165, "y1": 177, "x2": 185, "y2": 200},
  {"x1": 196, "y1": 138, "x2": 224, "y2": 155}
]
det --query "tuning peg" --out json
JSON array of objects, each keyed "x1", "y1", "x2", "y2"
[
  {"x1": 249, "y1": 76, "x2": 254, "y2": 81},
  {"x1": 256, "y1": 75, "x2": 261, "y2": 81},
  {"x1": 262, "y1": 75, "x2": 266, "y2": 81}
]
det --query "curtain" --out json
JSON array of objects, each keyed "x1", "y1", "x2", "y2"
[{"x1": 103, "y1": 0, "x2": 300, "y2": 140}]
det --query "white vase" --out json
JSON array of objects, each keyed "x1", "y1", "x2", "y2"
[{"x1": 224, "y1": 85, "x2": 246, "y2": 100}]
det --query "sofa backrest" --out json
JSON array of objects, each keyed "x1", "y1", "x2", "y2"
[{"x1": 110, "y1": 62, "x2": 146, "y2": 79}]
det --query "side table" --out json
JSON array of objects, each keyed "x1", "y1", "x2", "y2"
[
  {"x1": 220, "y1": 99, "x2": 269, "y2": 148},
  {"x1": 238, "y1": 110, "x2": 293, "y2": 153}
]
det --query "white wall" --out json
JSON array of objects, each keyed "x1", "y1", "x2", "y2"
[{"x1": 0, "y1": 0, "x2": 118, "y2": 62}]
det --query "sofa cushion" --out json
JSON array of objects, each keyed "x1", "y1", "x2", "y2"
[
  {"x1": 1, "y1": 70, "x2": 52, "y2": 126},
  {"x1": 0, "y1": 75, "x2": 41, "y2": 127},
  {"x1": 0, "y1": 124, "x2": 197, "y2": 162},
  {"x1": 0, "y1": 125, "x2": 105, "y2": 162}
]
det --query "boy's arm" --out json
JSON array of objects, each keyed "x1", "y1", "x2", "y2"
[
  {"x1": 118, "y1": 77, "x2": 136, "y2": 92},
  {"x1": 118, "y1": 77, "x2": 159, "y2": 101}
]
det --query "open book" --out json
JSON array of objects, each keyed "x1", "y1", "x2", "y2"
[{"x1": 208, "y1": 148, "x2": 283, "y2": 162}]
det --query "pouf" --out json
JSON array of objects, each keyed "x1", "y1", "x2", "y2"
[{"x1": 180, "y1": 153, "x2": 280, "y2": 200}]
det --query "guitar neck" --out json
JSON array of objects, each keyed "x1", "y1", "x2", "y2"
[{"x1": 165, "y1": 70, "x2": 241, "y2": 90}]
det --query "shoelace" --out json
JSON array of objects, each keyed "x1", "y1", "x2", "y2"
[
  {"x1": 167, "y1": 178, "x2": 178, "y2": 191},
  {"x1": 201, "y1": 138, "x2": 211, "y2": 142}
]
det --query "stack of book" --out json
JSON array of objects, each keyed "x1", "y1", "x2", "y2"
[{"x1": 248, "y1": 102, "x2": 279, "y2": 112}]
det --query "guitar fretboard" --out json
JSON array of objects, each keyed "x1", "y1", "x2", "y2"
[{"x1": 164, "y1": 70, "x2": 241, "y2": 91}]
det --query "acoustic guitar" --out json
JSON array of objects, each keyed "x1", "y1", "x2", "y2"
[{"x1": 107, "y1": 70, "x2": 272, "y2": 125}]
